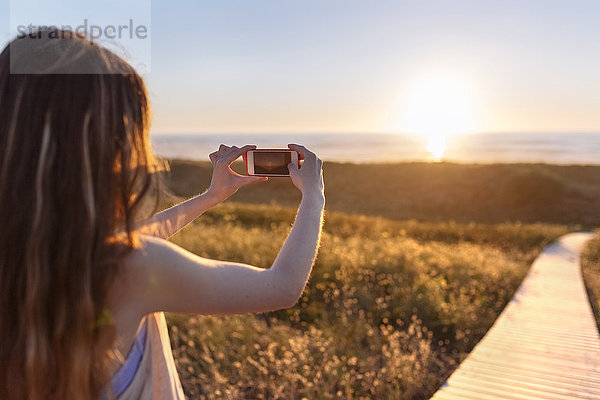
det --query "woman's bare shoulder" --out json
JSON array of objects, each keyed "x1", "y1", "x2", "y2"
[{"x1": 108, "y1": 235, "x2": 174, "y2": 317}]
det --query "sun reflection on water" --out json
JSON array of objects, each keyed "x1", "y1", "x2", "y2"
[{"x1": 426, "y1": 135, "x2": 446, "y2": 161}]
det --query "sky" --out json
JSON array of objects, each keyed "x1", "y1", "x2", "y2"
[{"x1": 1, "y1": 0, "x2": 599, "y2": 135}]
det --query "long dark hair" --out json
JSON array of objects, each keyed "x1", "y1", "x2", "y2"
[{"x1": 0, "y1": 28, "x2": 167, "y2": 399}]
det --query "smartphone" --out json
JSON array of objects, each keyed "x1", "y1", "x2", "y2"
[{"x1": 244, "y1": 149, "x2": 299, "y2": 177}]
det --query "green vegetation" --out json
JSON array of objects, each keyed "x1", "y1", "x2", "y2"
[{"x1": 155, "y1": 159, "x2": 595, "y2": 399}]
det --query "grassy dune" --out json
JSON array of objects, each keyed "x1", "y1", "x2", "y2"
[
  {"x1": 164, "y1": 159, "x2": 600, "y2": 226},
  {"x1": 156, "y1": 159, "x2": 594, "y2": 399}
]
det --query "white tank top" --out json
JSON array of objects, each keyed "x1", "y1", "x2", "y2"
[{"x1": 116, "y1": 312, "x2": 186, "y2": 400}]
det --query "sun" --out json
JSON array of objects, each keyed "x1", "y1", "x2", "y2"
[{"x1": 394, "y1": 75, "x2": 478, "y2": 160}]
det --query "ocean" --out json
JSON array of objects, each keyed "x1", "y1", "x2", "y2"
[{"x1": 150, "y1": 132, "x2": 600, "y2": 165}]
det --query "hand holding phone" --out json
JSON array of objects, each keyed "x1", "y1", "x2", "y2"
[
  {"x1": 286, "y1": 144, "x2": 324, "y2": 198},
  {"x1": 206, "y1": 144, "x2": 268, "y2": 202}
]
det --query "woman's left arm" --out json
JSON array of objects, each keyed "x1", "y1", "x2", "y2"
[{"x1": 131, "y1": 144, "x2": 267, "y2": 240}]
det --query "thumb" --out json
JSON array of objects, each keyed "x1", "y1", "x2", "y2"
[
  {"x1": 288, "y1": 162, "x2": 298, "y2": 172},
  {"x1": 249, "y1": 175, "x2": 268, "y2": 184}
]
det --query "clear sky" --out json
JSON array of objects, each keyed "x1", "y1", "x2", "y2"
[{"x1": 1, "y1": 0, "x2": 599, "y2": 135}]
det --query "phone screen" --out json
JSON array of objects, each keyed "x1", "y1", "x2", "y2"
[{"x1": 254, "y1": 151, "x2": 292, "y2": 175}]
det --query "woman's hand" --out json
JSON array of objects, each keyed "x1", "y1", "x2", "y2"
[
  {"x1": 287, "y1": 144, "x2": 324, "y2": 199},
  {"x1": 206, "y1": 144, "x2": 268, "y2": 203}
]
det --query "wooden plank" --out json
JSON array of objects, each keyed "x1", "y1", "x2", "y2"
[
  {"x1": 451, "y1": 365, "x2": 600, "y2": 397},
  {"x1": 465, "y1": 348, "x2": 598, "y2": 376},
  {"x1": 481, "y1": 339, "x2": 598, "y2": 359},
  {"x1": 430, "y1": 232, "x2": 600, "y2": 400},
  {"x1": 481, "y1": 325, "x2": 600, "y2": 342},
  {"x1": 483, "y1": 334, "x2": 600, "y2": 353},
  {"x1": 464, "y1": 357, "x2": 600, "y2": 384},
  {"x1": 442, "y1": 377, "x2": 590, "y2": 400}
]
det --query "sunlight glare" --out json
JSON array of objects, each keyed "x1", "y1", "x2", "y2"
[{"x1": 396, "y1": 76, "x2": 477, "y2": 160}]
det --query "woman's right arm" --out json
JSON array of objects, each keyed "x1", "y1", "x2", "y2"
[{"x1": 115, "y1": 144, "x2": 325, "y2": 317}]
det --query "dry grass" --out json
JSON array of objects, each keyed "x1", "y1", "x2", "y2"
[
  {"x1": 163, "y1": 201, "x2": 569, "y2": 399},
  {"x1": 153, "y1": 159, "x2": 593, "y2": 399},
  {"x1": 581, "y1": 232, "x2": 600, "y2": 330}
]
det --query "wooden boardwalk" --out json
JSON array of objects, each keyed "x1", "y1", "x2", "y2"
[{"x1": 430, "y1": 232, "x2": 600, "y2": 400}]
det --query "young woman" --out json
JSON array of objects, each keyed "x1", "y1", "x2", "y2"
[{"x1": 0, "y1": 29, "x2": 325, "y2": 399}]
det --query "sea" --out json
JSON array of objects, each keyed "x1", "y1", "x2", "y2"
[{"x1": 150, "y1": 132, "x2": 600, "y2": 165}]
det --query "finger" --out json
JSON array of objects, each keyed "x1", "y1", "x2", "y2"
[
  {"x1": 288, "y1": 144, "x2": 305, "y2": 160},
  {"x1": 234, "y1": 174, "x2": 268, "y2": 186},
  {"x1": 241, "y1": 144, "x2": 256, "y2": 163},
  {"x1": 221, "y1": 144, "x2": 257, "y2": 165},
  {"x1": 287, "y1": 145, "x2": 303, "y2": 163},
  {"x1": 209, "y1": 151, "x2": 218, "y2": 163},
  {"x1": 249, "y1": 175, "x2": 268, "y2": 183},
  {"x1": 215, "y1": 145, "x2": 239, "y2": 165},
  {"x1": 218, "y1": 144, "x2": 230, "y2": 155},
  {"x1": 288, "y1": 143, "x2": 313, "y2": 160},
  {"x1": 224, "y1": 145, "x2": 240, "y2": 156},
  {"x1": 287, "y1": 143, "x2": 306, "y2": 152}
]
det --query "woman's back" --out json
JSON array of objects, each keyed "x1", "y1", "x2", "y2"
[
  {"x1": 104, "y1": 256, "x2": 186, "y2": 399},
  {"x1": 0, "y1": 27, "x2": 325, "y2": 400}
]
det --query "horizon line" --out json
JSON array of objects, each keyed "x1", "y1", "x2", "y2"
[{"x1": 150, "y1": 130, "x2": 600, "y2": 136}]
